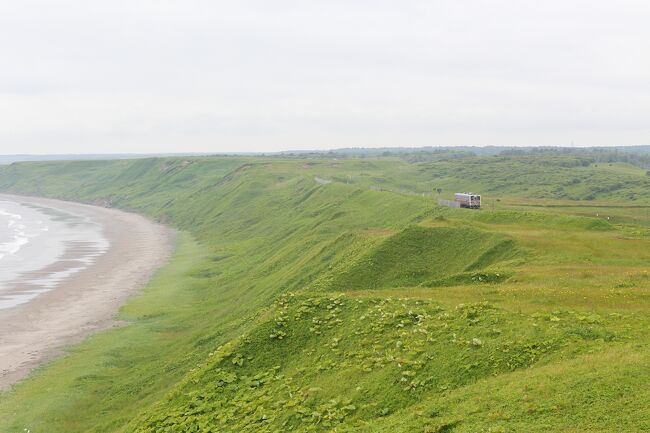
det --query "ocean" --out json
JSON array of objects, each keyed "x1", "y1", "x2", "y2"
[{"x1": 0, "y1": 199, "x2": 109, "y2": 310}]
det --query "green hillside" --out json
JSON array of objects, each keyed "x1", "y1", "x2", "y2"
[
  {"x1": 0, "y1": 155, "x2": 648, "y2": 432},
  {"x1": 323, "y1": 226, "x2": 519, "y2": 291}
]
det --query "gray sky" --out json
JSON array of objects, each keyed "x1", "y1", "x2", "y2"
[{"x1": 1, "y1": 1, "x2": 649, "y2": 154}]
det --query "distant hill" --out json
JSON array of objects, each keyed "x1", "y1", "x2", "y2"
[
  {"x1": 3, "y1": 146, "x2": 650, "y2": 165},
  {"x1": 614, "y1": 145, "x2": 650, "y2": 154},
  {"x1": 280, "y1": 146, "x2": 650, "y2": 169}
]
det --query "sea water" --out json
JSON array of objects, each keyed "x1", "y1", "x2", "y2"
[{"x1": 0, "y1": 199, "x2": 109, "y2": 310}]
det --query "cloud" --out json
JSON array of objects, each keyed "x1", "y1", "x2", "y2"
[{"x1": 0, "y1": 0, "x2": 649, "y2": 153}]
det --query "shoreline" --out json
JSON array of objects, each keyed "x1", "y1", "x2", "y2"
[{"x1": 0, "y1": 194, "x2": 175, "y2": 390}]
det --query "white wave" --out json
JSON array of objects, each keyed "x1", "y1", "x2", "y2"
[
  {"x1": 0, "y1": 205, "x2": 52, "y2": 262},
  {"x1": 28, "y1": 266, "x2": 87, "y2": 289},
  {"x1": 0, "y1": 209, "x2": 22, "y2": 220},
  {"x1": 0, "y1": 235, "x2": 30, "y2": 256}
]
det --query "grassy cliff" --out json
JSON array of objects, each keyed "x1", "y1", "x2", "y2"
[{"x1": 0, "y1": 155, "x2": 648, "y2": 432}]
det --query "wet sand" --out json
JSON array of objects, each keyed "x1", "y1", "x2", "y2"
[{"x1": 0, "y1": 194, "x2": 174, "y2": 390}]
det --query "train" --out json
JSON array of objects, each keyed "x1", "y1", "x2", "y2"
[{"x1": 454, "y1": 193, "x2": 481, "y2": 209}]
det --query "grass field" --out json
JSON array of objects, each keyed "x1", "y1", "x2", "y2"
[{"x1": 0, "y1": 153, "x2": 648, "y2": 432}]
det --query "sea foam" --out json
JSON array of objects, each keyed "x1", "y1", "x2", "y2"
[
  {"x1": 0, "y1": 200, "x2": 108, "y2": 310},
  {"x1": 0, "y1": 208, "x2": 47, "y2": 260}
]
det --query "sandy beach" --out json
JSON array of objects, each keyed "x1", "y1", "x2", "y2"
[{"x1": 0, "y1": 194, "x2": 174, "y2": 390}]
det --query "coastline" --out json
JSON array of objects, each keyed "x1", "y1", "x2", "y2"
[{"x1": 0, "y1": 194, "x2": 175, "y2": 390}]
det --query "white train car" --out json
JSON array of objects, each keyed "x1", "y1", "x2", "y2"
[{"x1": 454, "y1": 193, "x2": 481, "y2": 209}]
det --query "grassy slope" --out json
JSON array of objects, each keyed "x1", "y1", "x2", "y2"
[
  {"x1": 323, "y1": 226, "x2": 519, "y2": 291},
  {"x1": 0, "y1": 156, "x2": 647, "y2": 432}
]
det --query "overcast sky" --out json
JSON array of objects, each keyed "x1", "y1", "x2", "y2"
[{"x1": 1, "y1": 1, "x2": 649, "y2": 154}]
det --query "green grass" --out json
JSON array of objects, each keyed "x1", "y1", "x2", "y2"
[
  {"x1": 0, "y1": 154, "x2": 648, "y2": 432},
  {"x1": 130, "y1": 294, "x2": 649, "y2": 432},
  {"x1": 324, "y1": 226, "x2": 519, "y2": 291}
]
